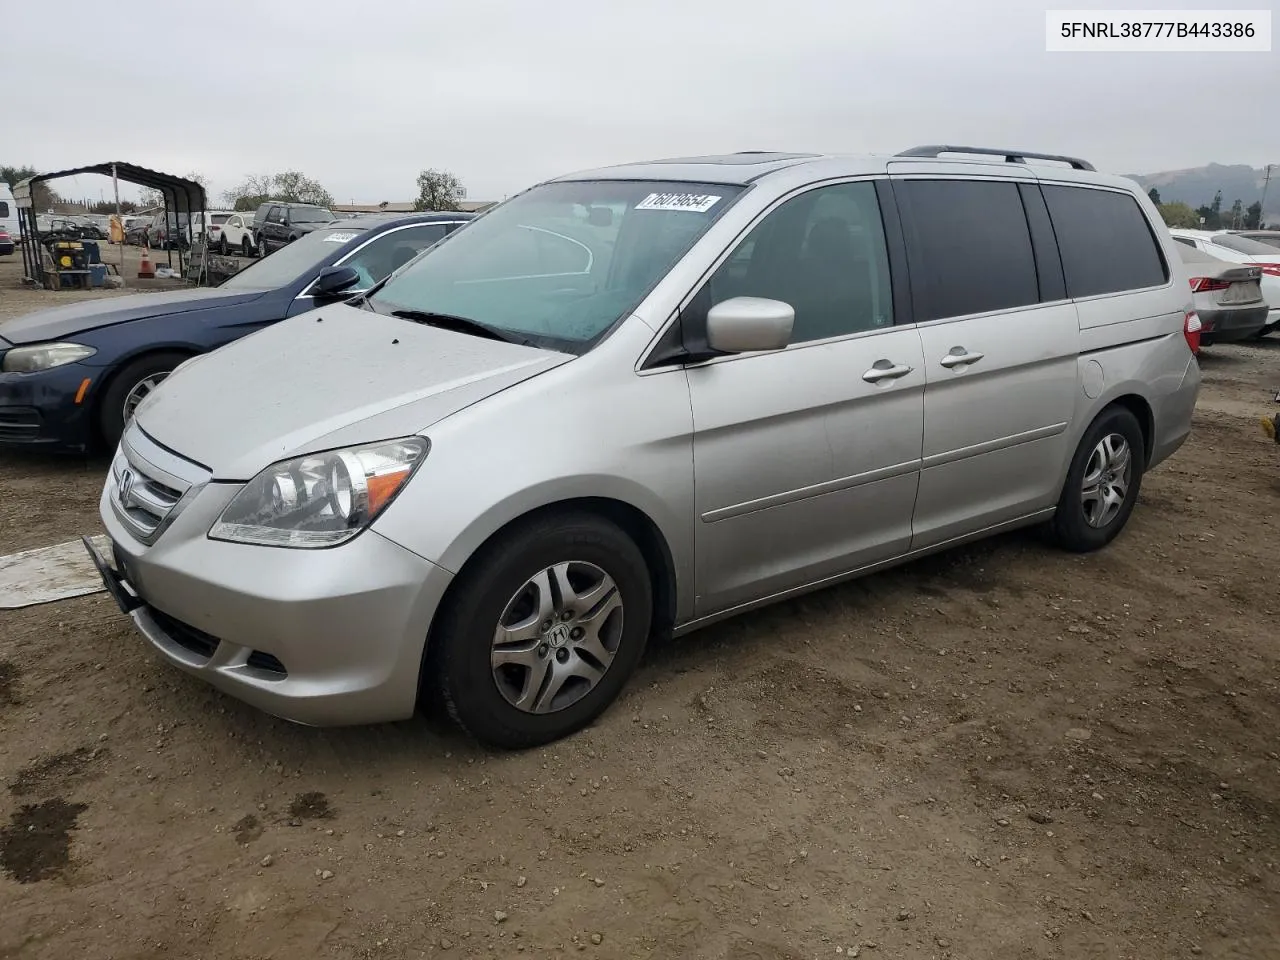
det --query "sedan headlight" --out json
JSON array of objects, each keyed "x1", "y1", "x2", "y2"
[
  {"x1": 1, "y1": 342, "x2": 97, "y2": 373},
  {"x1": 209, "y1": 437, "x2": 429, "y2": 548}
]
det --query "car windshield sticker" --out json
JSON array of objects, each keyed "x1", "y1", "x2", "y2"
[
  {"x1": 635, "y1": 193, "x2": 722, "y2": 213},
  {"x1": 323, "y1": 231, "x2": 360, "y2": 243}
]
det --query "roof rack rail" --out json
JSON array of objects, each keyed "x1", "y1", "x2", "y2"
[{"x1": 895, "y1": 145, "x2": 1096, "y2": 172}]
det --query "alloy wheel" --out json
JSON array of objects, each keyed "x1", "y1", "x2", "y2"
[
  {"x1": 490, "y1": 561, "x2": 624, "y2": 714},
  {"x1": 122, "y1": 373, "x2": 169, "y2": 422},
  {"x1": 1080, "y1": 433, "x2": 1131, "y2": 528}
]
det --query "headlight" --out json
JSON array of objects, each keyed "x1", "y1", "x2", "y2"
[
  {"x1": 1, "y1": 342, "x2": 97, "y2": 373},
  {"x1": 209, "y1": 437, "x2": 429, "y2": 548}
]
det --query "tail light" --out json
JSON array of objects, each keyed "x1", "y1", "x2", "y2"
[
  {"x1": 1189, "y1": 277, "x2": 1230, "y2": 293},
  {"x1": 1184, "y1": 310, "x2": 1202, "y2": 355},
  {"x1": 1260, "y1": 263, "x2": 1280, "y2": 277}
]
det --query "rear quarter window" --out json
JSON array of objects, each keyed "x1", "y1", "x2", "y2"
[{"x1": 1042, "y1": 186, "x2": 1168, "y2": 297}]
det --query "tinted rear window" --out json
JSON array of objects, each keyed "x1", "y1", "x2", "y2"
[
  {"x1": 1042, "y1": 186, "x2": 1168, "y2": 297},
  {"x1": 1210, "y1": 233, "x2": 1280, "y2": 256},
  {"x1": 0, "y1": 201, "x2": 8, "y2": 217},
  {"x1": 896, "y1": 179, "x2": 1039, "y2": 321}
]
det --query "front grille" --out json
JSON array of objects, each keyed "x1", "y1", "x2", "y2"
[
  {"x1": 148, "y1": 608, "x2": 220, "y2": 660},
  {"x1": 111, "y1": 456, "x2": 183, "y2": 538},
  {"x1": 0, "y1": 406, "x2": 41, "y2": 442},
  {"x1": 109, "y1": 425, "x2": 210, "y2": 544}
]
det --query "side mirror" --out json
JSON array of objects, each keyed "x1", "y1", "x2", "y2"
[
  {"x1": 705, "y1": 297, "x2": 794, "y2": 353},
  {"x1": 311, "y1": 265, "x2": 361, "y2": 297}
]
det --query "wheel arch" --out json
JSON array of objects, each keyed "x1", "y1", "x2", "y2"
[
  {"x1": 1107, "y1": 392, "x2": 1155, "y2": 466},
  {"x1": 90, "y1": 345, "x2": 202, "y2": 447},
  {"x1": 418, "y1": 495, "x2": 681, "y2": 705}
]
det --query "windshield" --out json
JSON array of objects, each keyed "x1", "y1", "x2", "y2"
[
  {"x1": 1211, "y1": 234, "x2": 1280, "y2": 256},
  {"x1": 220, "y1": 226, "x2": 366, "y2": 290},
  {"x1": 292, "y1": 206, "x2": 336, "y2": 224},
  {"x1": 370, "y1": 180, "x2": 742, "y2": 351}
]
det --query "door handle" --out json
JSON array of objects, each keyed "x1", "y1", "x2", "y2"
[
  {"x1": 862, "y1": 360, "x2": 914, "y2": 383},
  {"x1": 939, "y1": 348, "x2": 985, "y2": 369}
]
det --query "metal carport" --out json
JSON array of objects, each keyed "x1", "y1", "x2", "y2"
[{"x1": 12, "y1": 163, "x2": 207, "y2": 288}]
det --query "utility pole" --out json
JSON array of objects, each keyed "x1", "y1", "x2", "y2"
[{"x1": 1260, "y1": 164, "x2": 1274, "y2": 228}]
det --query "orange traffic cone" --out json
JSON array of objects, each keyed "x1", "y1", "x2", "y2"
[{"x1": 137, "y1": 245, "x2": 155, "y2": 279}]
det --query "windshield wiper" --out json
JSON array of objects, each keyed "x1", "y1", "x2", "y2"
[{"x1": 389, "y1": 309, "x2": 534, "y2": 346}]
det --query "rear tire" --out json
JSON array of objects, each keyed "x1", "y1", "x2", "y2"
[
  {"x1": 219, "y1": 234, "x2": 228, "y2": 256},
  {"x1": 97, "y1": 351, "x2": 189, "y2": 451},
  {"x1": 429, "y1": 513, "x2": 652, "y2": 749},
  {"x1": 1050, "y1": 406, "x2": 1145, "y2": 553},
  {"x1": 242, "y1": 236, "x2": 252, "y2": 257}
]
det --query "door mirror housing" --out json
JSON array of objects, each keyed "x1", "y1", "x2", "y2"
[
  {"x1": 705, "y1": 297, "x2": 794, "y2": 353},
  {"x1": 311, "y1": 265, "x2": 361, "y2": 298}
]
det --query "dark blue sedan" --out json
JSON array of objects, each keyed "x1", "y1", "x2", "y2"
[{"x1": 0, "y1": 212, "x2": 471, "y2": 453}]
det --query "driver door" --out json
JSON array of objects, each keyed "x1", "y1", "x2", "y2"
[{"x1": 687, "y1": 180, "x2": 926, "y2": 616}]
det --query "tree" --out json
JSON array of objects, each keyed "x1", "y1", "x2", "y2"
[
  {"x1": 1158, "y1": 202, "x2": 1200, "y2": 229},
  {"x1": 1193, "y1": 189, "x2": 1226, "y2": 230},
  {"x1": 89, "y1": 199, "x2": 138, "y2": 214},
  {"x1": 1244, "y1": 201, "x2": 1263, "y2": 230},
  {"x1": 221, "y1": 171, "x2": 333, "y2": 211},
  {"x1": 272, "y1": 170, "x2": 334, "y2": 206},
  {"x1": 0, "y1": 164, "x2": 61, "y2": 212},
  {"x1": 222, "y1": 174, "x2": 275, "y2": 212},
  {"x1": 413, "y1": 168, "x2": 466, "y2": 212},
  {"x1": 138, "y1": 187, "x2": 164, "y2": 210},
  {"x1": 1147, "y1": 186, "x2": 1161, "y2": 205}
]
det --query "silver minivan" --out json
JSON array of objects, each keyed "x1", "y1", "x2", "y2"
[{"x1": 90, "y1": 146, "x2": 1201, "y2": 747}]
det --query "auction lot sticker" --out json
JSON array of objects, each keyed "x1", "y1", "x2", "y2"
[{"x1": 635, "y1": 193, "x2": 722, "y2": 213}]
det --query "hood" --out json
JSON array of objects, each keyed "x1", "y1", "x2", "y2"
[
  {"x1": 134, "y1": 302, "x2": 571, "y2": 480},
  {"x1": 0, "y1": 288, "x2": 269, "y2": 346}
]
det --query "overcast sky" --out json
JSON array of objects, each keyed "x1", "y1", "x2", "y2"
[{"x1": 6, "y1": 0, "x2": 1276, "y2": 206}]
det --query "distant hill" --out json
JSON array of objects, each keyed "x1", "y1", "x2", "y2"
[{"x1": 1127, "y1": 163, "x2": 1278, "y2": 220}]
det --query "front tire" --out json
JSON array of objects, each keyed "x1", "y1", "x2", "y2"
[
  {"x1": 97, "y1": 352, "x2": 188, "y2": 450},
  {"x1": 242, "y1": 236, "x2": 252, "y2": 257},
  {"x1": 256, "y1": 235, "x2": 268, "y2": 258},
  {"x1": 430, "y1": 513, "x2": 652, "y2": 749},
  {"x1": 1050, "y1": 406, "x2": 1145, "y2": 553}
]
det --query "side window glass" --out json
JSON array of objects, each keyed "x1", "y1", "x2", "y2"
[
  {"x1": 703, "y1": 181, "x2": 894, "y2": 343},
  {"x1": 341, "y1": 225, "x2": 447, "y2": 289},
  {"x1": 1041, "y1": 185, "x2": 1168, "y2": 297},
  {"x1": 267, "y1": 206, "x2": 281, "y2": 224},
  {"x1": 896, "y1": 179, "x2": 1039, "y2": 321},
  {"x1": 0, "y1": 201, "x2": 9, "y2": 217}
]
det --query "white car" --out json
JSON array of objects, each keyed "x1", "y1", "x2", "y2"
[
  {"x1": 1170, "y1": 228, "x2": 1280, "y2": 336},
  {"x1": 189, "y1": 209, "x2": 235, "y2": 246},
  {"x1": 216, "y1": 211, "x2": 256, "y2": 256}
]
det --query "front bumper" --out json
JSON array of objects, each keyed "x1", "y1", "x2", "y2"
[
  {"x1": 1198, "y1": 305, "x2": 1268, "y2": 344},
  {"x1": 97, "y1": 430, "x2": 454, "y2": 726},
  {"x1": 0, "y1": 362, "x2": 97, "y2": 450}
]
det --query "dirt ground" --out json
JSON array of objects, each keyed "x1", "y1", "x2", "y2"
[{"x1": 2, "y1": 252, "x2": 1279, "y2": 960}]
